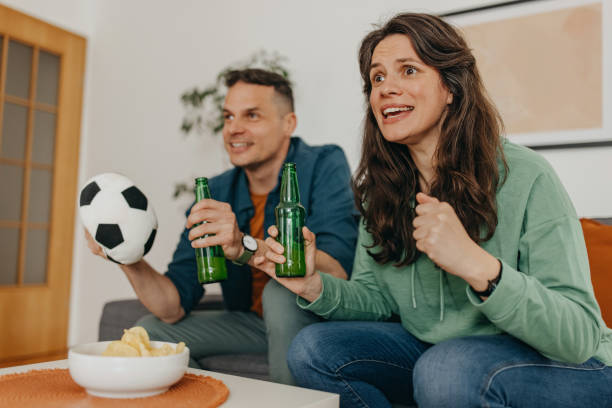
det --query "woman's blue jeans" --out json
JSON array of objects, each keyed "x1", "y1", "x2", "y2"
[{"x1": 287, "y1": 321, "x2": 612, "y2": 407}]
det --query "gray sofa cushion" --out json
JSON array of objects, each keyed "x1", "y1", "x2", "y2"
[
  {"x1": 199, "y1": 353, "x2": 269, "y2": 381},
  {"x1": 98, "y1": 294, "x2": 269, "y2": 381},
  {"x1": 595, "y1": 218, "x2": 612, "y2": 225},
  {"x1": 99, "y1": 298, "x2": 152, "y2": 341}
]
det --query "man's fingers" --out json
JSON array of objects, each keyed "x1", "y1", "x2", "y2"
[
  {"x1": 191, "y1": 234, "x2": 225, "y2": 248},
  {"x1": 188, "y1": 223, "x2": 223, "y2": 241},
  {"x1": 191, "y1": 198, "x2": 228, "y2": 212},
  {"x1": 84, "y1": 228, "x2": 106, "y2": 258},
  {"x1": 267, "y1": 225, "x2": 279, "y2": 238},
  {"x1": 186, "y1": 209, "x2": 225, "y2": 229},
  {"x1": 84, "y1": 228, "x2": 97, "y2": 246},
  {"x1": 87, "y1": 240, "x2": 98, "y2": 252}
]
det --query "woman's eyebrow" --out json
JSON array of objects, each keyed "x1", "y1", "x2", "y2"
[{"x1": 370, "y1": 57, "x2": 421, "y2": 71}]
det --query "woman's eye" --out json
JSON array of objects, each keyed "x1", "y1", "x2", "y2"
[
  {"x1": 405, "y1": 66, "x2": 417, "y2": 75},
  {"x1": 373, "y1": 74, "x2": 384, "y2": 83},
  {"x1": 224, "y1": 114, "x2": 233, "y2": 121}
]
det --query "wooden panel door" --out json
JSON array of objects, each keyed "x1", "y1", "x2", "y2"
[{"x1": 0, "y1": 5, "x2": 86, "y2": 367}]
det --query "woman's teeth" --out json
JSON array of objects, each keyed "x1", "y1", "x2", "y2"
[{"x1": 383, "y1": 106, "x2": 414, "y2": 118}]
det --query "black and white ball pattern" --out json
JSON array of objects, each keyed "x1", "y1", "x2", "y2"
[{"x1": 79, "y1": 173, "x2": 157, "y2": 265}]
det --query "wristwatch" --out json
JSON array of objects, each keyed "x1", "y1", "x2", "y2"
[
  {"x1": 232, "y1": 234, "x2": 258, "y2": 266},
  {"x1": 471, "y1": 265, "x2": 502, "y2": 297}
]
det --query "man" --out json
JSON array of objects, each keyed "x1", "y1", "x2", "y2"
[{"x1": 86, "y1": 68, "x2": 358, "y2": 385}]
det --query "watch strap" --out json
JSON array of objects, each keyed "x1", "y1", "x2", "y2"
[
  {"x1": 232, "y1": 234, "x2": 255, "y2": 266},
  {"x1": 471, "y1": 264, "x2": 502, "y2": 297}
]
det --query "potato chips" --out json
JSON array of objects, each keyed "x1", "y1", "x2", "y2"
[{"x1": 102, "y1": 326, "x2": 186, "y2": 357}]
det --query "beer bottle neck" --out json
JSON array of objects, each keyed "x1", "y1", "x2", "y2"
[
  {"x1": 195, "y1": 178, "x2": 211, "y2": 201},
  {"x1": 280, "y1": 168, "x2": 300, "y2": 204}
]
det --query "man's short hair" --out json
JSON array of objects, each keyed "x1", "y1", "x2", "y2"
[{"x1": 225, "y1": 68, "x2": 294, "y2": 113}]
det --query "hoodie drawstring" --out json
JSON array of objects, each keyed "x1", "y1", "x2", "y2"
[
  {"x1": 411, "y1": 262, "x2": 417, "y2": 309},
  {"x1": 439, "y1": 268, "x2": 445, "y2": 321},
  {"x1": 410, "y1": 262, "x2": 445, "y2": 321}
]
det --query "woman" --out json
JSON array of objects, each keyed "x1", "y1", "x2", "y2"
[{"x1": 254, "y1": 13, "x2": 612, "y2": 407}]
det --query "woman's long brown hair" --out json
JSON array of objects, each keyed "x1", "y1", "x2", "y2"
[{"x1": 353, "y1": 13, "x2": 507, "y2": 266}]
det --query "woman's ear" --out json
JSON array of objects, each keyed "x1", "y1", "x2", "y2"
[{"x1": 446, "y1": 91, "x2": 453, "y2": 105}]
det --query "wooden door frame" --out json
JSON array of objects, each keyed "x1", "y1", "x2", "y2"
[{"x1": 0, "y1": 5, "x2": 86, "y2": 366}]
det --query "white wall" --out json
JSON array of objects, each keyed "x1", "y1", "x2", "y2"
[
  {"x1": 3, "y1": 0, "x2": 611, "y2": 345},
  {"x1": 541, "y1": 146, "x2": 612, "y2": 215}
]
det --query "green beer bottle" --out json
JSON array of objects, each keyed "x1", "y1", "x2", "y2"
[
  {"x1": 275, "y1": 163, "x2": 306, "y2": 277},
  {"x1": 194, "y1": 177, "x2": 227, "y2": 284}
]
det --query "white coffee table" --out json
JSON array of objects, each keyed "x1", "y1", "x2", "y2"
[{"x1": 0, "y1": 359, "x2": 339, "y2": 407}]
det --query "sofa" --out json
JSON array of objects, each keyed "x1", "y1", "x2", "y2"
[
  {"x1": 99, "y1": 217, "x2": 612, "y2": 384},
  {"x1": 98, "y1": 292, "x2": 270, "y2": 380}
]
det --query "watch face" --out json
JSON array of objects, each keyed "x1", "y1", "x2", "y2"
[{"x1": 243, "y1": 234, "x2": 258, "y2": 252}]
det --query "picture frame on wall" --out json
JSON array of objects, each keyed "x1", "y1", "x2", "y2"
[{"x1": 442, "y1": 0, "x2": 611, "y2": 150}]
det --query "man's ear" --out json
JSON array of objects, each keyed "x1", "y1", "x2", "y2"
[{"x1": 283, "y1": 112, "x2": 297, "y2": 136}]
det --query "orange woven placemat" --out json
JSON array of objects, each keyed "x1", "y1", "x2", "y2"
[{"x1": 0, "y1": 369, "x2": 229, "y2": 408}]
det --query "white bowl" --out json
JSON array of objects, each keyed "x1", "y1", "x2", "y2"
[{"x1": 68, "y1": 341, "x2": 190, "y2": 399}]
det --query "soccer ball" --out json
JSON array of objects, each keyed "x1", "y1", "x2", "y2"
[{"x1": 79, "y1": 173, "x2": 158, "y2": 265}]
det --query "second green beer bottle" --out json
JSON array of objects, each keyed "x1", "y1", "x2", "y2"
[
  {"x1": 194, "y1": 177, "x2": 227, "y2": 284},
  {"x1": 275, "y1": 163, "x2": 306, "y2": 277}
]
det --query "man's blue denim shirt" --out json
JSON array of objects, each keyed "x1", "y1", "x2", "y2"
[{"x1": 165, "y1": 137, "x2": 359, "y2": 315}]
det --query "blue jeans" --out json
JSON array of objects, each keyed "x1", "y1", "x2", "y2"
[{"x1": 287, "y1": 321, "x2": 612, "y2": 408}]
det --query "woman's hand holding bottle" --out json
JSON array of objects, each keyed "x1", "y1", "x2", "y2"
[{"x1": 253, "y1": 225, "x2": 323, "y2": 302}]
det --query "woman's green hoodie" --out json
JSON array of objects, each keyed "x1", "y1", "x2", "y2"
[{"x1": 299, "y1": 141, "x2": 612, "y2": 365}]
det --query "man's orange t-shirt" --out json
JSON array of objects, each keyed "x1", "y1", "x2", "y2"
[{"x1": 249, "y1": 192, "x2": 270, "y2": 317}]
